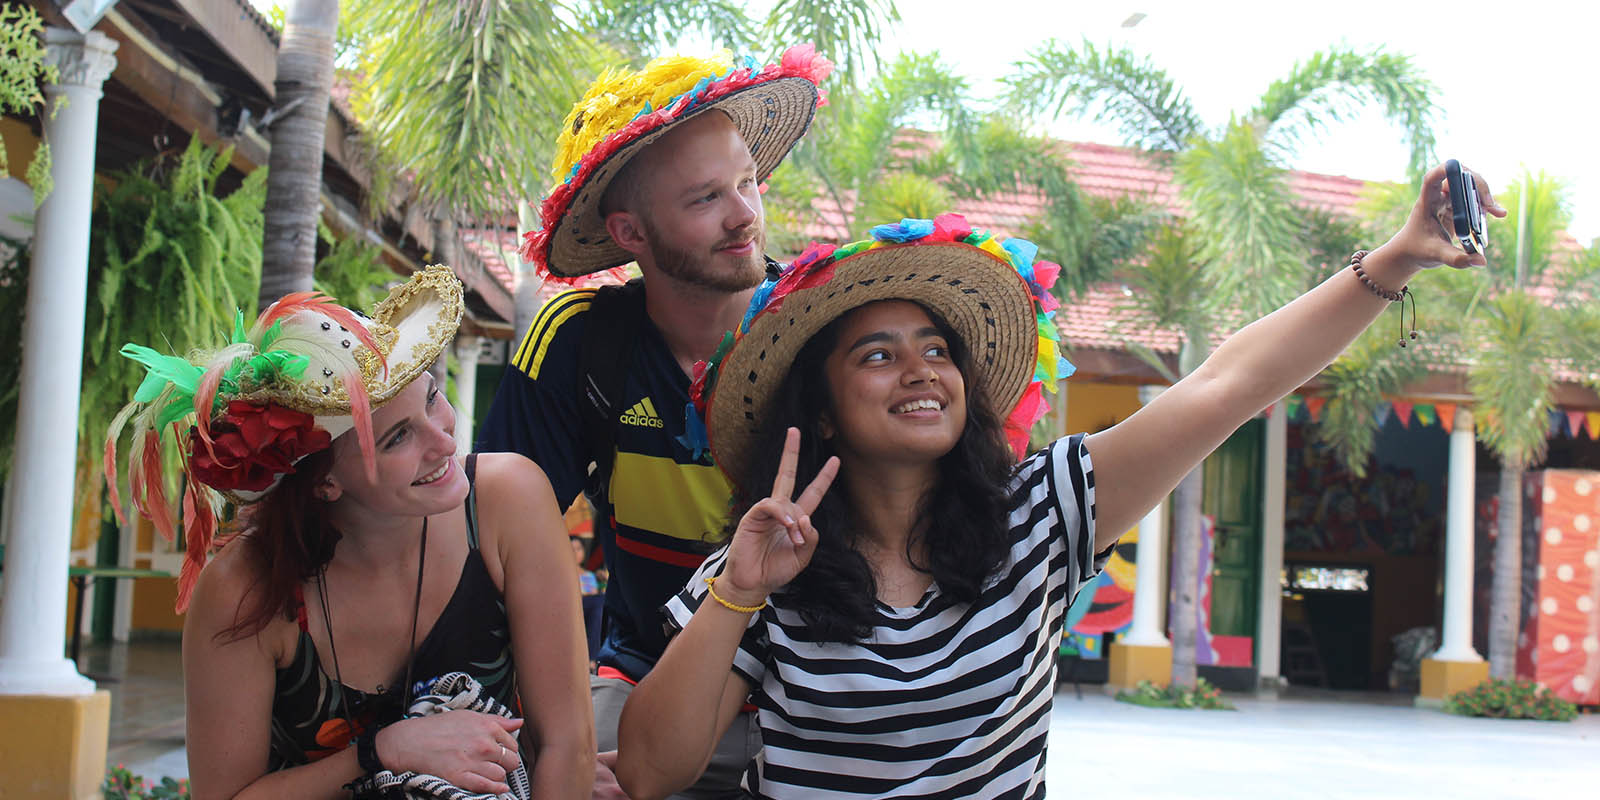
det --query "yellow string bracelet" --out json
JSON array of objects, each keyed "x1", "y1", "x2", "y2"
[{"x1": 704, "y1": 576, "x2": 767, "y2": 613}]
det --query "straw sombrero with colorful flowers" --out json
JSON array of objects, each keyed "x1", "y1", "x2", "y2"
[
  {"x1": 103, "y1": 264, "x2": 464, "y2": 610},
  {"x1": 523, "y1": 45, "x2": 833, "y2": 280},
  {"x1": 688, "y1": 213, "x2": 1075, "y2": 492}
]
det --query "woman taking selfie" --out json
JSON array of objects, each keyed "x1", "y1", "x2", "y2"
[
  {"x1": 616, "y1": 164, "x2": 1502, "y2": 799},
  {"x1": 107, "y1": 266, "x2": 593, "y2": 799}
]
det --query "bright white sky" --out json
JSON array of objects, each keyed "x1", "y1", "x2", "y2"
[
  {"x1": 866, "y1": 0, "x2": 1599, "y2": 244},
  {"x1": 269, "y1": 0, "x2": 1598, "y2": 243}
]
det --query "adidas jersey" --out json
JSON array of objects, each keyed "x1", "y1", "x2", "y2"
[{"x1": 477, "y1": 288, "x2": 732, "y2": 680}]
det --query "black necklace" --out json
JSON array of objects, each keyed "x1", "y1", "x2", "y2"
[{"x1": 317, "y1": 516, "x2": 428, "y2": 719}]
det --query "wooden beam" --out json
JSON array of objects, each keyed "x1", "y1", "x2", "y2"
[
  {"x1": 98, "y1": 9, "x2": 267, "y2": 173},
  {"x1": 167, "y1": 0, "x2": 277, "y2": 99}
]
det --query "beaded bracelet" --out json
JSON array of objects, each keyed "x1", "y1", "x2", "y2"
[
  {"x1": 1349, "y1": 250, "x2": 1420, "y2": 347},
  {"x1": 705, "y1": 576, "x2": 767, "y2": 613}
]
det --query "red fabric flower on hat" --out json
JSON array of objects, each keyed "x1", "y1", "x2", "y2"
[{"x1": 188, "y1": 401, "x2": 331, "y2": 492}]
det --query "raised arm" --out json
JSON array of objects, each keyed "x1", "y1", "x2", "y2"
[
  {"x1": 617, "y1": 429, "x2": 838, "y2": 800},
  {"x1": 1086, "y1": 163, "x2": 1505, "y2": 545},
  {"x1": 477, "y1": 453, "x2": 596, "y2": 800}
]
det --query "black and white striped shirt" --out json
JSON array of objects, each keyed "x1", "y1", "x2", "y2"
[{"x1": 664, "y1": 435, "x2": 1103, "y2": 799}]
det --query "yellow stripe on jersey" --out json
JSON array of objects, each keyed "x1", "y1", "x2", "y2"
[
  {"x1": 512, "y1": 289, "x2": 598, "y2": 378},
  {"x1": 609, "y1": 451, "x2": 733, "y2": 542}
]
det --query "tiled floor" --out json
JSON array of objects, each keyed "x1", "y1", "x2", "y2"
[
  {"x1": 83, "y1": 639, "x2": 187, "y2": 781},
  {"x1": 94, "y1": 639, "x2": 1599, "y2": 797}
]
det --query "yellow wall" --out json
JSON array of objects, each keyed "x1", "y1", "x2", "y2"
[
  {"x1": 1066, "y1": 382, "x2": 1142, "y2": 436},
  {"x1": 131, "y1": 518, "x2": 184, "y2": 633},
  {"x1": 0, "y1": 117, "x2": 40, "y2": 180}
]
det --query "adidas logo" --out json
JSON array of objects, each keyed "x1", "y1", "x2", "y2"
[{"x1": 620, "y1": 397, "x2": 665, "y2": 428}]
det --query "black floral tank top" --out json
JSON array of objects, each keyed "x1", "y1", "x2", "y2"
[{"x1": 268, "y1": 455, "x2": 517, "y2": 769}]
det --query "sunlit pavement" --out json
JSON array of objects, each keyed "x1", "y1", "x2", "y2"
[
  {"x1": 1045, "y1": 684, "x2": 1599, "y2": 799},
  {"x1": 90, "y1": 640, "x2": 1598, "y2": 796}
]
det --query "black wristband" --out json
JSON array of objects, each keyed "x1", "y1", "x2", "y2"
[{"x1": 354, "y1": 728, "x2": 385, "y2": 774}]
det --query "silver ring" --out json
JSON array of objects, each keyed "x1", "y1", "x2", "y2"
[{"x1": 499, "y1": 743, "x2": 506, "y2": 760}]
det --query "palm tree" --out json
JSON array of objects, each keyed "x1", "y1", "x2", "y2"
[
  {"x1": 1006, "y1": 40, "x2": 1438, "y2": 688},
  {"x1": 1323, "y1": 171, "x2": 1600, "y2": 679},
  {"x1": 258, "y1": 0, "x2": 340, "y2": 310}
]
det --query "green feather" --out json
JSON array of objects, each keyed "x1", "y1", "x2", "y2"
[{"x1": 120, "y1": 344, "x2": 202, "y2": 403}]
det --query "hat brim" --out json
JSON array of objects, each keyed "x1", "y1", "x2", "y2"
[
  {"x1": 707, "y1": 243, "x2": 1039, "y2": 495},
  {"x1": 542, "y1": 76, "x2": 820, "y2": 279}
]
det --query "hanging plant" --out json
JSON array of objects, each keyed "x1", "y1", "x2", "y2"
[
  {"x1": 78, "y1": 138, "x2": 267, "y2": 505},
  {"x1": 312, "y1": 219, "x2": 399, "y2": 313},
  {"x1": 0, "y1": 5, "x2": 57, "y2": 207}
]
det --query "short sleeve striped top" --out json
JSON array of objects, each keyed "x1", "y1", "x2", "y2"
[{"x1": 663, "y1": 434, "x2": 1104, "y2": 799}]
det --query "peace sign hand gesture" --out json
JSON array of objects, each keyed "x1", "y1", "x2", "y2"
[{"x1": 714, "y1": 428, "x2": 840, "y2": 609}]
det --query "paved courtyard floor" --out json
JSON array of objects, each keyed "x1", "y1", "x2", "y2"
[{"x1": 92, "y1": 641, "x2": 1598, "y2": 797}]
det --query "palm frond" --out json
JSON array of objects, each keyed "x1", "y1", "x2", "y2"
[
  {"x1": 583, "y1": 0, "x2": 758, "y2": 59},
  {"x1": 1469, "y1": 290, "x2": 1559, "y2": 467},
  {"x1": 1003, "y1": 39, "x2": 1203, "y2": 152},
  {"x1": 1252, "y1": 48, "x2": 1438, "y2": 182},
  {"x1": 1315, "y1": 324, "x2": 1428, "y2": 477},
  {"x1": 1176, "y1": 120, "x2": 1304, "y2": 319},
  {"x1": 760, "y1": 0, "x2": 899, "y2": 85},
  {"x1": 350, "y1": 0, "x2": 611, "y2": 219}
]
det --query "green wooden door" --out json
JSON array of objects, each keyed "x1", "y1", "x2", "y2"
[{"x1": 1202, "y1": 419, "x2": 1263, "y2": 638}]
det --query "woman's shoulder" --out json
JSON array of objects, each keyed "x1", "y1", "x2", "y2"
[
  {"x1": 185, "y1": 539, "x2": 298, "y2": 657},
  {"x1": 469, "y1": 451, "x2": 555, "y2": 500}
]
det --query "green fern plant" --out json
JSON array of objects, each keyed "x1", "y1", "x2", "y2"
[{"x1": 0, "y1": 5, "x2": 57, "y2": 207}]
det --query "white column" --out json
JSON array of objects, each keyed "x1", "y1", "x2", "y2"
[
  {"x1": 112, "y1": 517, "x2": 136, "y2": 643},
  {"x1": 0, "y1": 29, "x2": 118, "y2": 696},
  {"x1": 454, "y1": 335, "x2": 482, "y2": 456},
  {"x1": 1255, "y1": 399, "x2": 1288, "y2": 684},
  {"x1": 1121, "y1": 385, "x2": 1170, "y2": 646},
  {"x1": 1434, "y1": 407, "x2": 1482, "y2": 662}
]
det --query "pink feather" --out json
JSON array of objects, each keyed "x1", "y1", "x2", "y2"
[
  {"x1": 342, "y1": 373, "x2": 378, "y2": 481},
  {"x1": 139, "y1": 430, "x2": 177, "y2": 542},
  {"x1": 174, "y1": 480, "x2": 215, "y2": 614},
  {"x1": 257, "y1": 292, "x2": 388, "y2": 378}
]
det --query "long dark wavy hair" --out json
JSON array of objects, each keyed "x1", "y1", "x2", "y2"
[
  {"x1": 729, "y1": 301, "x2": 1019, "y2": 642},
  {"x1": 217, "y1": 447, "x2": 342, "y2": 642}
]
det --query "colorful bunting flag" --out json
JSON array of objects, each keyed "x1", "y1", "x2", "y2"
[
  {"x1": 1374, "y1": 401, "x2": 1393, "y2": 427},
  {"x1": 1568, "y1": 410, "x2": 1588, "y2": 439},
  {"x1": 1589, "y1": 412, "x2": 1600, "y2": 439},
  {"x1": 1549, "y1": 409, "x2": 1567, "y2": 436},
  {"x1": 1436, "y1": 402, "x2": 1457, "y2": 433},
  {"x1": 1305, "y1": 396, "x2": 1327, "y2": 422},
  {"x1": 1286, "y1": 395, "x2": 1305, "y2": 421},
  {"x1": 1414, "y1": 404, "x2": 1438, "y2": 428},
  {"x1": 1390, "y1": 399, "x2": 1414, "y2": 429}
]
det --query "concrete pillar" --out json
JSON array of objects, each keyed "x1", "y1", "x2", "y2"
[
  {"x1": 1108, "y1": 385, "x2": 1174, "y2": 688},
  {"x1": 454, "y1": 335, "x2": 482, "y2": 456},
  {"x1": 1420, "y1": 406, "x2": 1488, "y2": 703},
  {"x1": 0, "y1": 28, "x2": 117, "y2": 697},
  {"x1": 1122, "y1": 500, "x2": 1169, "y2": 646},
  {"x1": 112, "y1": 517, "x2": 136, "y2": 642},
  {"x1": 1256, "y1": 399, "x2": 1288, "y2": 688}
]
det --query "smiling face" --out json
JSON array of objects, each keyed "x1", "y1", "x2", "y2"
[
  {"x1": 607, "y1": 112, "x2": 767, "y2": 293},
  {"x1": 323, "y1": 374, "x2": 468, "y2": 518},
  {"x1": 820, "y1": 300, "x2": 968, "y2": 469}
]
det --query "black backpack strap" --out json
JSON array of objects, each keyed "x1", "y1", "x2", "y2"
[{"x1": 577, "y1": 278, "x2": 646, "y2": 502}]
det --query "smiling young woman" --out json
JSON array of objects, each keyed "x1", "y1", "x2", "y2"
[
  {"x1": 617, "y1": 162, "x2": 1505, "y2": 800},
  {"x1": 106, "y1": 266, "x2": 593, "y2": 800}
]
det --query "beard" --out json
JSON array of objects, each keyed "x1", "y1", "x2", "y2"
[{"x1": 642, "y1": 219, "x2": 767, "y2": 293}]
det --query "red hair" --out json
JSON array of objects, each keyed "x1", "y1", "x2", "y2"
[{"x1": 217, "y1": 447, "x2": 340, "y2": 643}]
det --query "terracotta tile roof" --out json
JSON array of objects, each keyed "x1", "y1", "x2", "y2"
[
  {"x1": 791, "y1": 138, "x2": 1369, "y2": 245},
  {"x1": 459, "y1": 227, "x2": 631, "y2": 303},
  {"x1": 459, "y1": 229, "x2": 519, "y2": 293}
]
